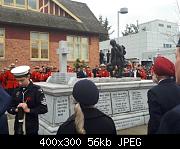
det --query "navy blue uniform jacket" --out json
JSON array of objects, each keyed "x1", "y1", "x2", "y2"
[
  {"x1": 147, "y1": 78, "x2": 180, "y2": 134},
  {"x1": 0, "y1": 86, "x2": 12, "y2": 134},
  {"x1": 8, "y1": 82, "x2": 48, "y2": 134},
  {"x1": 57, "y1": 107, "x2": 117, "y2": 134},
  {"x1": 157, "y1": 104, "x2": 180, "y2": 134}
]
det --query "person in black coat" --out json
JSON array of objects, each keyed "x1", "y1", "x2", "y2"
[
  {"x1": 8, "y1": 65, "x2": 48, "y2": 135},
  {"x1": 157, "y1": 38, "x2": 180, "y2": 134},
  {"x1": 157, "y1": 104, "x2": 180, "y2": 134},
  {"x1": 147, "y1": 56, "x2": 180, "y2": 134},
  {"x1": 57, "y1": 79, "x2": 117, "y2": 134},
  {"x1": 0, "y1": 86, "x2": 12, "y2": 134},
  {"x1": 106, "y1": 50, "x2": 111, "y2": 64}
]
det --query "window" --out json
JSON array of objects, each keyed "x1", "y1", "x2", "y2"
[
  {"x1": 3, "y1": 0, "x2": 14, "y2": 6},
  {"x1": 67, "y1": 36, "x2": 89, "y2": 61},
  {"x1": 30, "y1": 32, "x2": 49, "y2": 60},
  {"x1": 163, "y1": 44, "x2": 172, "y2": 48},
  {"x1": 0, "y1": 28, "x2": 5, "y2": 58},
  {"x1": 158, "y1": 23, "x2": 164, "y2": 27},
  {"x1": 3, "y1": 0, "x2": 26, "y2": 7},
  {"x1": 16, "y1": 0, "x2": 25, "y2": 8},
  {"x1": 28, "y1": 0, "x2": 37, "y2": 10},
  {"x1": 81, "y1": 38, "x2": 88, "y2": 60},
  {"x1": 167, "y1": 25, "x2": 171, "y2": 29},
  {"x1": 2, "y1": 0, "x2": 38, "y2": 10}
]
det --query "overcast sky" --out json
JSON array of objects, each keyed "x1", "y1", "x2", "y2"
[{"x1": 74, "y1": 0, "x2": 180, "y2": 39}]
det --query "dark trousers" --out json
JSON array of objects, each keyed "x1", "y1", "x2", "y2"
[{"x1": 0, "y1": 114, "x2": 9, "y2": 134}]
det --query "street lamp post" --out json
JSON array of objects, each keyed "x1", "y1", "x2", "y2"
[{"x1": 117, "y1": 7, "x2": 128, "y2": 39}]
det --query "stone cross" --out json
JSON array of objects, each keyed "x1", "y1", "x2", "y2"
[
  {"x1": 47, "y1": 40, "x2": 76, "y2": 84},
  {"x1": 56, "y1": 40, "x2": 69, "y2": 73}
]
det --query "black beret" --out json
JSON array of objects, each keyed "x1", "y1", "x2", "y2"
[
  {"x1": 176, "y1": 38, "x2": 180, "y2": 47},
  {"x1": 72, "y1": 79, "x2": 99, "y2": 106}
]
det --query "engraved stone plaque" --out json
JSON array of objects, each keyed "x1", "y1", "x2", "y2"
[
  {"x1": 95, "y1": 92, "x2": 112, "y2": 115},
  {"x1": 114, "y1": 116, "x2": 144, "y2": 130},
  {"x1": 54, "y1": 96, "x2": 69, "y2": 123},
  {"x1": 111, "y1": 91, "x2": 130, "y2": 114},
  {"x1": 129, "y1": 89, "x2": 148, "y2": 111}
]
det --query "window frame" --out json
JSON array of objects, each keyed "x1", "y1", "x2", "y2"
[
  {"x1": 67, "y1": 35, "x2": 89, "y2": 62},
  {"x1": 30, "y1": 31, "x2": 49, "y2": 61},
  {"x1": 27, "y1": 0, "x2": 38, "y2": 11},
  {"x1": 158, "y1": 23, "x2": 164, "y2": 27},
  {"x1": 2, "y1": 0, "x2": 39, "y2": 11},
  {"x1": 167, "y1": 25, "x2": 171, "y2": 29},
  {"x1": 0, "y1": 28, "x2": 5, "y2": 59}
]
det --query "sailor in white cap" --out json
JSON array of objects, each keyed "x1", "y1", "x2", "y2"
[{"x1": 8, "y1": 65, "x2": 48, "y2": 135}]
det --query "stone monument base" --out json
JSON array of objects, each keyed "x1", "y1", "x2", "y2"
[
  {"x1": 39, "y1": 110, "x2": 149, "y2": 135},
  {"x1": 36, "y1": 79, "x2": 154, "y2": 135}
]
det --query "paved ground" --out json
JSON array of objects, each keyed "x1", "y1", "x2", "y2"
[
  {"x1": 8, "y1": 114, "x2": 147, "y2": 135},
  {"x1": 118, "y1": 125, "x2": 147, "y2": 135}
]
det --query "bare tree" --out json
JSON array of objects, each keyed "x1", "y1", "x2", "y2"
[{"x1": 122, "y1": 22, "x2": 139, "y2": 36}]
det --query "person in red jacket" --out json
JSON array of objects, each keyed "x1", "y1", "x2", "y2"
[
  {"x1": 67, "y1": 65, "x2": 74, "y2": 73},
  {"x1": 4, "y1": 63, "x2": 19, "y2": 95},
  {"x1": 31, "y1": 66, "x2": 41, "y2": 82},
  {"x1": 0, "y1": 69, "x2": 6, "y2": 88},
  {"x1": 137, "y1": 64, "x2": 147, "y2": 79},
  {"x1": 38, "y1": 67, "x2": 46, "y2": 82},
  {"x1": 85, "y1": 66, "x2": 93, "y2": 77},
  {"x1": 98, "y1": 64, "x2": 110, "y2": 77}
]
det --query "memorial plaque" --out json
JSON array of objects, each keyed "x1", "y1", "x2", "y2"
[
  {"x1": 40, "y1": 94, "x2": 54, "y2": 124},
  {"x1": 114, "y1": 116, "x2": 144, "y2": 130},
  {"x1": 129, "y1": 89, "x2": 148, "y2": 111},
  {"x1": 142, "y1": 89, "x2": 149, "y2": 109},
  {"x1": 95, "y1": 92, "x2": 112, "y2": 115},
  {"x1": 111, "y1": 91, "x2": 130, "y2": 114},
  {"x1": 54, "y1": 96, "x2": 69, "y2": 123}
]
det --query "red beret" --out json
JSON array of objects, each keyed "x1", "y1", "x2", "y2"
[{"x1": 153, "y1": 56, "x2": 175, "y2": 77}]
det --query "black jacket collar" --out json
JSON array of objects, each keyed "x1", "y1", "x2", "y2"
[{"x1": 158, "y1": 78, "x2": 175, "y2": 85}]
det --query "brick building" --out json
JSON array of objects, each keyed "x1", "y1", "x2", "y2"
[{"x1": 0, "y1": 0, "x2": 106, "y2": 70}]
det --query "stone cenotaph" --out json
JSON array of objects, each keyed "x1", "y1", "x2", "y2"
[{"x1": 36, "y1": 41, "x2": 154, "y2": 134}]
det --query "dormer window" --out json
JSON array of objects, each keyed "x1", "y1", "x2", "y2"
[
  {"x1": 2, "y1": 0, "x2": 38, "y2": 10},
  {"x1": 16, "y1": 0, "x2": 25, "y2": 8},
  {"x1": 3, "y1": 0, "x2": 14, "y2": 6},
  {"x1": 3, "y1": 0, "x2": 25, "y2": 8},
  {"x1": 28, "y1": 0, "x2": 37, "y2": 10}
]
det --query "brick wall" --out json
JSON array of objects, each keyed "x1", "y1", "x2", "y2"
[
  {"x1": 0, "y1": 25, "x2": 100, "y2": 71},
  {"x1": 89, "y1": 35, "x2": 99, "y2": 67}
]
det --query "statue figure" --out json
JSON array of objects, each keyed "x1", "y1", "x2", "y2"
[{"x1": 110, "y1": 39, "x2": 126, "y2": 77}]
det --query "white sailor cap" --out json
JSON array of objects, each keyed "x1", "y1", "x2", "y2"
[
  {"x1": 11, "y1": 65, "x2": 30, "y2": 77},
  {"x1": 100, "y1": 64, "x2": 106, "y2": 67}
]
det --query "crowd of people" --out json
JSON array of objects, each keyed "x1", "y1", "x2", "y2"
[
  {"x1": 1, "y1": 38, "x2": 180, "y2": 135},
  {"x1": 74, "y1": 62, "x2": 152, "y2": 79}
]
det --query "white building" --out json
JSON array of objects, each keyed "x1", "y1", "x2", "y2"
[{"x1": 100, "y1": 19, "x2": 179, "y2": 63}]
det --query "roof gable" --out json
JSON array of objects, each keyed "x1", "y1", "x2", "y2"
[
  {"x1": 51, "y1": 0, "x2": 82, "y2": 22},
  {"x1": 0, "y1": 0, "x2": 106, "y2": 34}
]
